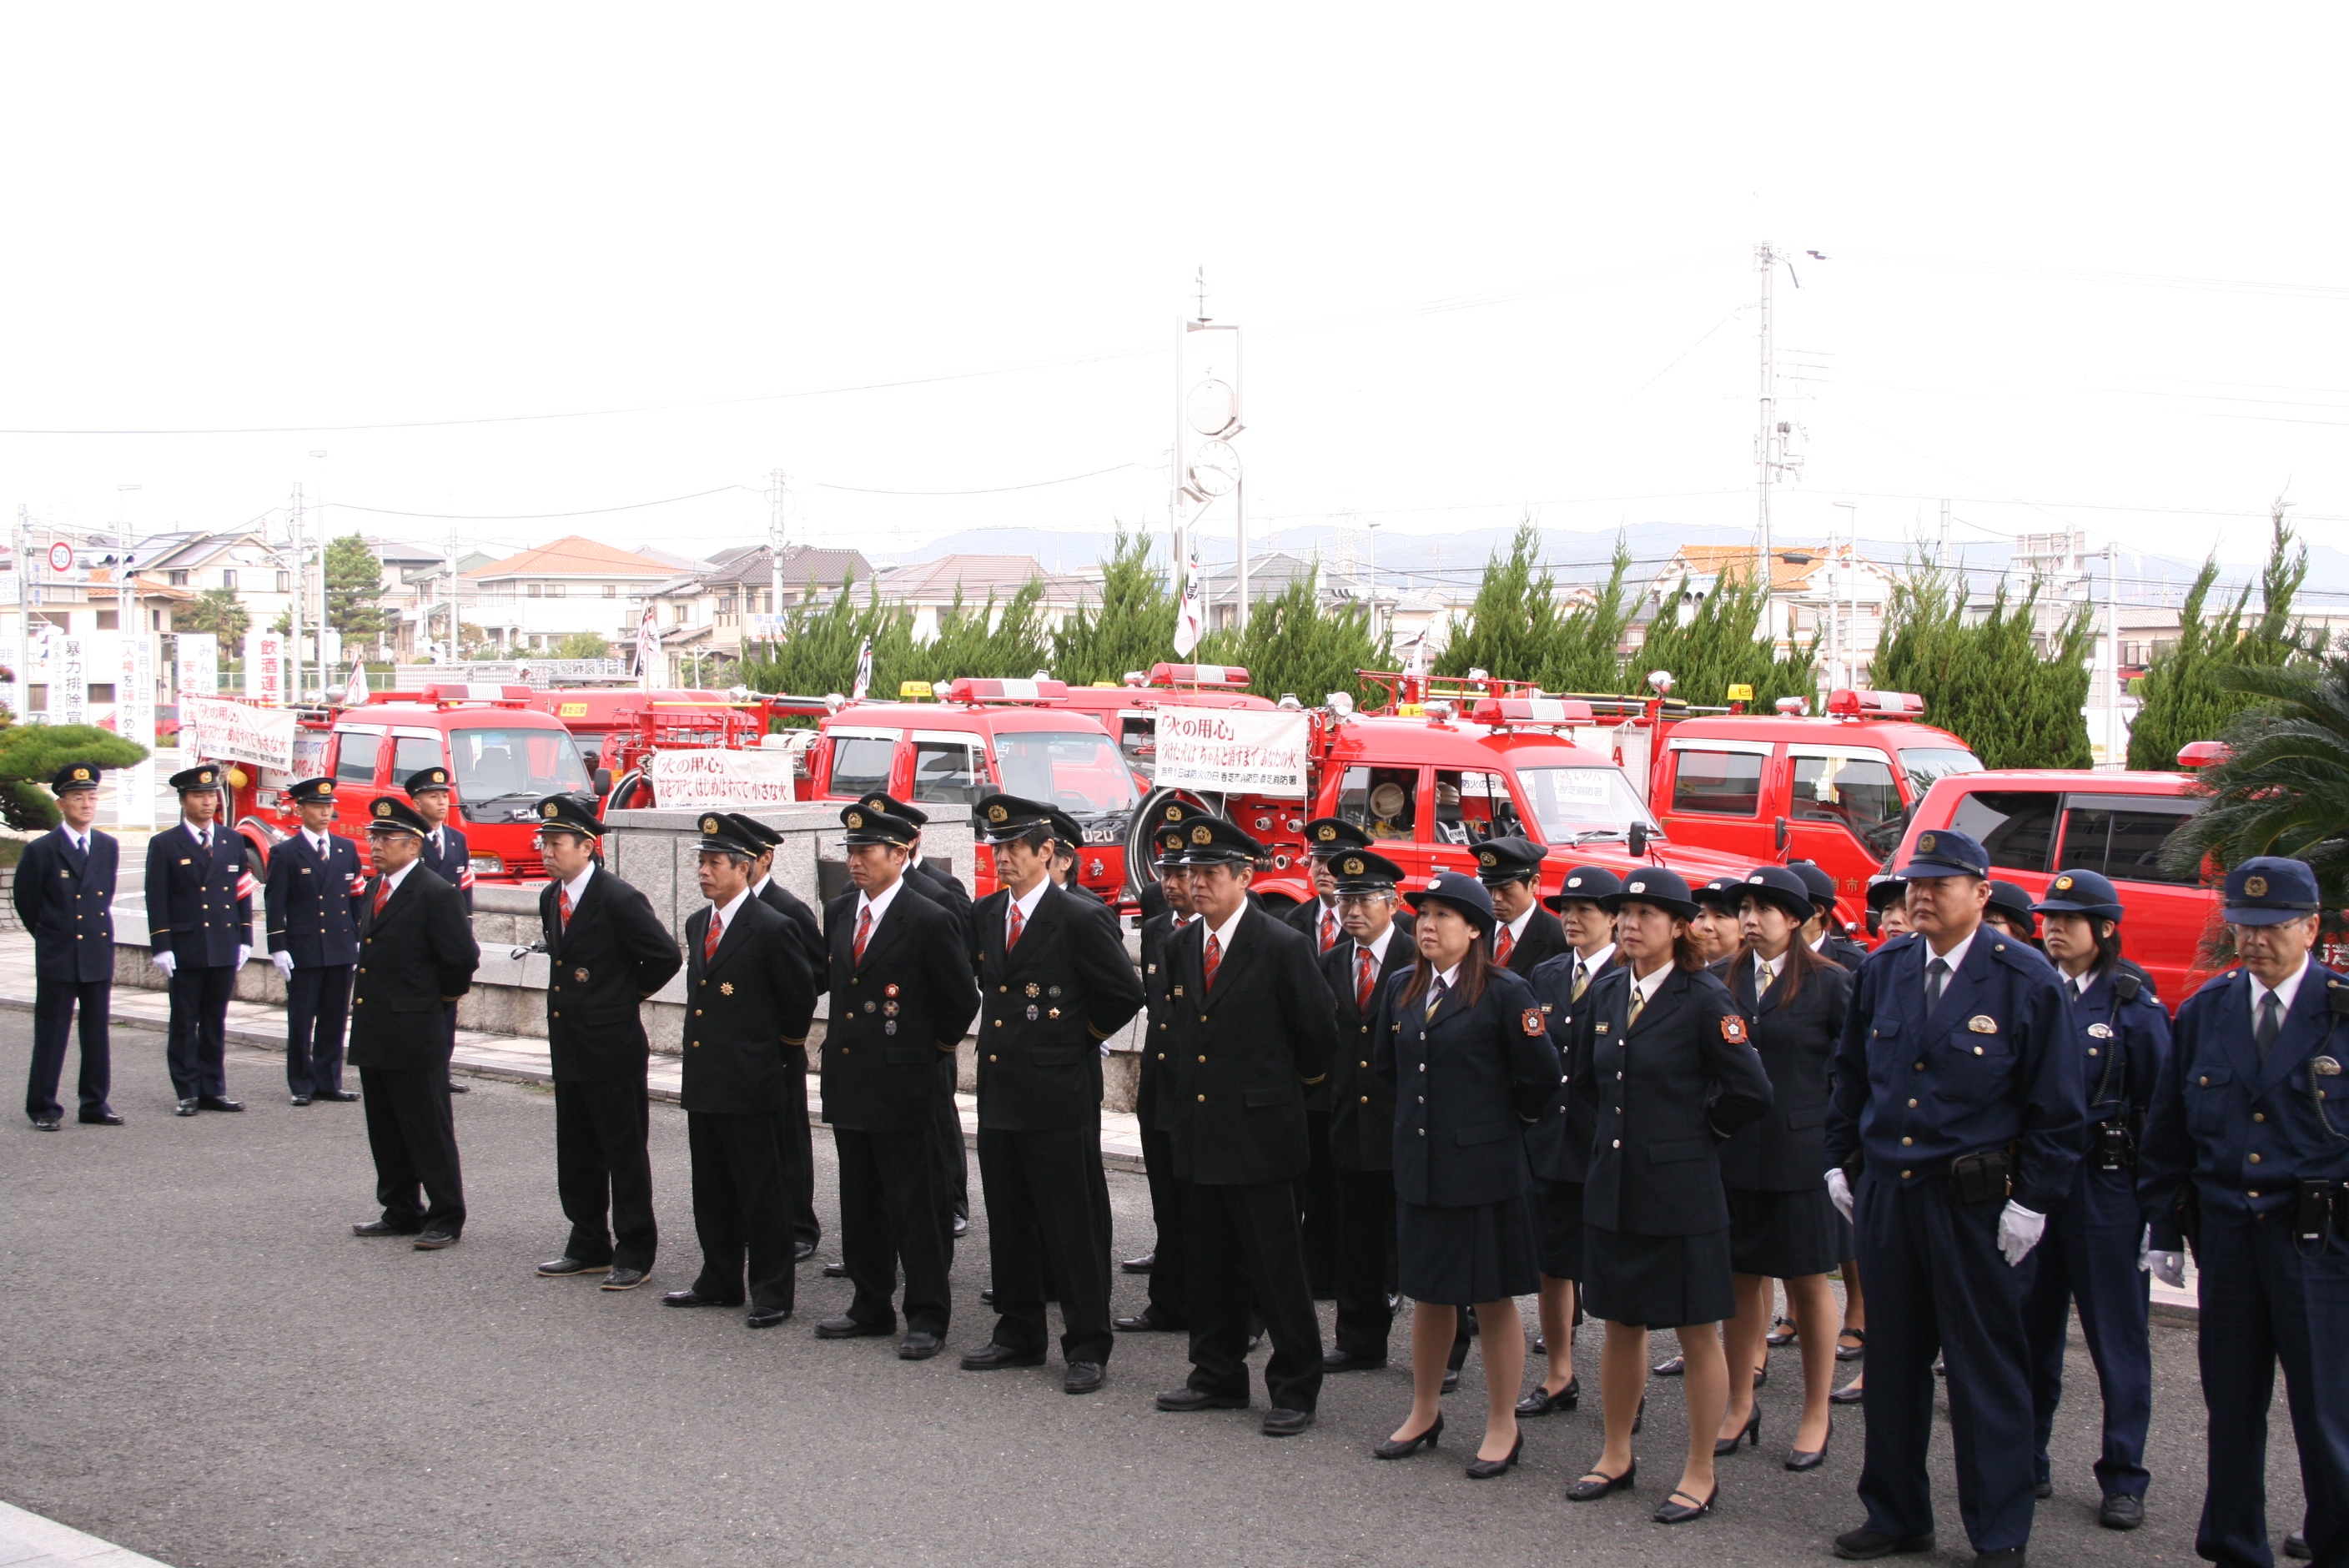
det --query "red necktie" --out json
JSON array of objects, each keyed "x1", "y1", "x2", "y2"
[
  {"x1": 1495, "y1": 926, "x2": 1515, "y2": 965},
  {"x1": 558, "y1": 886, "x2": 573, "y2": 930},
  {"x1": 1204, "y1": 932, "x2": 1222, "y2": 990},
  {"x1": 1319, "y1": 909, "x2": 1337, "y2": 953},
  {"x1": 1008, "y1": 902, "x2": 1025, "y2": 949},
  {"x1": 853, "y1": 907, "x2": 873, "y2": 964},
  {"x1": 372, "y1": 878, "x2": 390, "y2": 917},
  {"x1": 1355, "y1": 947, "x2": 1375, "y2": 1012},
  {"x1": 703, "y1": 910, "x2": 722, "y2": 963}
]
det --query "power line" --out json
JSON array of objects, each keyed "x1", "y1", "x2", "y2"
[
  {"x1": 324, "y1": 486, "x2": 757, "y2": 521},
  {"x1": 811, "y1": 461, "x2": 1154, "y2": 497}
]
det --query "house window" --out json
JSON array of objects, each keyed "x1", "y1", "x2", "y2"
[
  {"x1": 168, "y1": 570, "x2": 188, "y2": 586},
  {"x1": 602, "y1": 584, "x2": 616, "y2": 599},
  {"x1": 96, "y1": 611, "x2": 119, "y2": 631},
  {"x1": 27, "y1": 684, "x2": 48, "y2": 712},
  {"x1": 527, "y1": 583, "x2": 542, "y2": 598},
  {"x1": 151, "y1": 611, "x2": 163, "y2": 631},
  {"x1": 276, "y1": 571, "x2": 290, "y2": 593},
  {"x1": 87, "y1": 683, "x2": 116, "y2": 703},
  {"x1": 221, "y1": 569, "x2": 239, "y2": 590},
  {"x1": 718, "y1": 594, "x2": 737, "y2": 613},
  {"x1": 546, "y1": 583, "x2": 566, "y2": 599}
]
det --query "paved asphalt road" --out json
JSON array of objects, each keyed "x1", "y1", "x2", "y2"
[{"x1": 0, "y1": 1018, "x2": 2288, "y2": 1568}]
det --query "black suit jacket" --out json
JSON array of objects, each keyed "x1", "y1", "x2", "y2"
[
  {"x1": 1164, "y1": 906, "x2": 1340, "y2": 1186},
  {"x1": 1821, "y1": 933, "x2": 1870, "y2": 972},
  {"x1": 264, "y1": 831, "x2": 364, "y2": 968},
  {"x1": 906, "y1": 858, "x2": 972, "y2": 941},
  {"x1": 541, "y1": 867, "x2": 683, "y2": 1082},
  {"x1": 146, "y1": 820, "x2": 252, "y2": 967},
  {"x1": 416, "y1": 823, "x2": 473, "y2": 914},
  {"x1": 1323, "y1": 931, "x2": 1420, "y2": 1171},
  {"x1": 349, "y1": 864, "x2": 480, "y2": 1072},
  {"x1": 1499, "y1": 908, "x2": 1572, "y2": 977},
  {"x1": 757, "y1": 877, "x2": 830, "y2": 996},
  {"x1": 1136, "y1": 911, "x2": 1184, "y2": 1128},
  {"x1": 681, "y1": 895, "x2": 814, "y2": 1115},
  {"x1": 1716, "y1": 952, "x2": 1853, "y2": 1193},
  {"x1": 971, "y1": 882, "x2": 1144, "y2": 1131},
  {"x1": 1571, "y1": 962, "x2": 1773, "y2": 1236},
  {"x1": 18, "y1": 827, "x2": 117, "y2": 983},
  {"x1": 820, "y1": 882, "x2": 979, "y2": 1134},
  {"x1": 1378, "y1": 964, "x2": 1557, "y2": 1208}
]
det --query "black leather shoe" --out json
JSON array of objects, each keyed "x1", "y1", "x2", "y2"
[
  {"x1": 352, "y1": 1219, "x2": 420, "y2": 1237},
  {"x1": 1830, "y1": 1380, "x2": 1866, "y2": 1405},
  {"x1": 1831, "y1": 1527, "x2": 1935, "y2": 1560},
  {"x1": 1652, "y1": 1354, "x2": 1685, "y2": 1375},
  {"x1": 1373, "y1": 1412, "x2": 1442, "y2": 1459},
  {"x1": 1654, "y1": 1485, "x2": 1716, "y2": 1523},
  {"x1": 319, "y1": 1090, "x2": 360, "y2": 1102},
  {"x1": 1785, "y1": 1420, "x2": 1832, "y2": 1471},
  {"x1": 1322, "y1": 1350, "x2": 1386, "y2": 1373},
  {"x1": 1517, "y1": 1375, "x2": 1580, "y2": 1416},
  {"x1": 1261, "y1": 1407, "x2": 1315, "y2": 1436},
  {"x1": 1064, "y1": 1361, "x2": 1105, "y2": 1395},
  {"x1": 289, "y1": 1095, "x2": 313, "y2": 1106},
  {"x1": 822, "y1": 1260, "x2": 848, "y2": 1278},
  {"x1": 794, "y1": 1239, "x2": 818, "y2": 1262},
  {"x1": 1465, "y1": 1432, "x2": 1522, "y2": 1479},
  {"x1": 537, "y1": 1255, "x2": 599, "y2": 1276},
  {"x1": 2098, "y1": 1494, "x2": 2143, "y2": 1530},
  {"x1": 952, "y1": 1214, "x2": 968, "y2": 1238},
  {"x1": 1155, "y1": 1386, "x2": 1249, "y2": 1412},
  {"x1": 601, "y1": 1267, "x2": 648, "y2": 1291},
  {"x1": 745, "y1": 1306, "x2": 792, "y2": 1328},
  {"x1": 898, "y1": 1332, "x2": 943, "y2": 1360},
  {"x1": 1766, "y1": 1315, "x2": 1798, "y2": 1347},
  {"x1": 960, "y1": 1342, "x2": 1045, "y2": 1369},
  {"x1": 447, "y1": 1081, "x2": 469, "y2": 1093},
  {"x1": 1115, "y1": 1309, "x2": 1183, "y2": 1333},
  {"x1": 2033, "y1": 1480, "x2": 2052, "y2": 1500},
  {"x1": 30, "y1": 1116, "x2": 60, "y2": 1131},
  {"x1": 1441, "y1": 1369, "x2": 1461, "y2": 1395},
  {"x1": 816, "y1": 1314, "x2": 893, "y2": 1339},
  {"x1": 1567, "y1": 1461, "x2": 1635, "y2": 1502},
  {"x1": 1714, "y1": 1405, "x2": 1761, "y2": 1456},
  {"x1": 412, "y1": 1230, "x2": 460, "y2": 1250},
  {"x1": 2286, "y1": 1531, "x2": 2312, "y2": 1560},
  {"x1": 981, "y1": 1288, "x2": 997, "y2": 1304},
  {"x1": 1632, "y1": 1395, "x2": 1646, "y2": 1434},
  {"x1": 198, "y1": 1095, "x2": 244, "y2": 1112},
  {"x1": 662, "y1": 1289, "x2": 742, "y2": 1308},
  {"x1": 1971, "y1": 1552, "x2": 2025, "y2": 1568},
  {"x1": 174, "y1": 1098, "x2": 199, "y2": 1117},
  {"x1": 78, "y1": 1109, "x2": 124, "y2": 1125},
  {"x1": 1837, "y1": 1328, "x2": 1866, "y2": 1361},
  {"x1": 1121, "y1": 1251, "x2": 1155, "y2": 1274}
]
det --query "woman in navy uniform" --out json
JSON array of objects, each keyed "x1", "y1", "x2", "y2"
[
  {"x1": 18, "y1": 763, "x2": 119, "y2": 1129},
  {"x1": 1688, "y1": 877, "x2": 1746, "y2": 967},
  {"x1": 2019, "y1": 868, "x2": 2168, "y2": 1530},
  {"x1": 1823, "y1": 827, "x2": 2080, "y2": 1568},
  {"x1": 264, "y1": 776, "x2": 365, "y2": 1105},
  {"x1": 1983, "y1": 880, "x2": 2045, "y2": 955},
  {"x1": 1371, "y1": 871, "x2": 1556, "y2": 1476},
  {"x1": 1714, "y1": 865, "x2": 1851, "y2": 1470},
  {"x1": 1566, "y1": 867, "x2": 1773, "y2": 1524},
  {"x1": 1791, "y1": 861, "x2": 1872, "y2": 971},
  {"x1": 147, "y1": 763, "x2": 252, "y2": 1115},
  {"x1": 1515, "y1": 865, "x2": 1623, "y2": 1419},
  {"x1": 2139, "y1": 857, "x2": 2349, "y2": 1567}
]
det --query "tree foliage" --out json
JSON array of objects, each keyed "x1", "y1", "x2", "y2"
[
  {"x1": 0, "y1": 723, "x2": 149, "y2": 831},
  {"x1": 324, "y1": 535, "x2": 391, "y2": 646},
  {"x1": 1051, "y1": 526, "x2": 1179, "y2": 686},
  {"x1": 552, "y1": 632, "x2": 611, "y2": 660},
  {"x1": 1874, "y1": 560, "x2": 2095, "y2": 769},
  {"x1": 1190, "y1": 564, "x2": 1391, "y2": 711},
  {"x1": 1431, "y1": 522, "x2": 1641, "y2": 693},
  {"x1": 1637, "y1": 567, "x2": 1819, "y2": 709},
  {"x1": 2128, "y1": 505, "x2": 2316, "y2": 771},
  {"x1": 2162, "y1": 651, "x2": 2349, "y2": 908},
  {"x1": 175, "y1": 587, "x2": 249, "y2": 644}
]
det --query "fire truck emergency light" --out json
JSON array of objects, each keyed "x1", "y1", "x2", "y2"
[
  {"x1": 2175, "y1": 741, "x2": 2229, "y2": 771},
  {"x1": 1146, "y1": 663, "x2": 1250, "y2": 688},
  {"x1": 1825, "y1": 689, "x2": 1926, "y2": 718},
  {"x1": 1468, "y1": 696, "x2": 1597, "y2": 727},
  {"x1": 947, "y1": 677, "x2": 1069, "y2": 704}
]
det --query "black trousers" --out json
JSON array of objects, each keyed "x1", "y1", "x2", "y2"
[
  {"x1": 284, "y1": 964, "x2": 352, "y2": 1098},
  {"x1": 1299, "y1": 1106, "x2": 1340, "y2": 1297},
  {"x1": 934, "y1": 1054, "x2": 968, "y2": 1224},
  {"x1": 357, "y1": 1064, "x2": 465, "y2": 1233},
  {"x1": 1332, "y1": 1165, "x2": 1398, "y2": 1362},
  {"x1": 556, "y1": 1078, "x2": 657, "y2": 1270},
  {"x1": 834, "y1": 1125, "x2": 949, "y2": 1337},
  {"x1": 164, "y1": 961, "x2": 234, "y2": 1100},
  {"x1": 784, "y1": 1063, "x2": 820, "y2": 1250},
  {"x1": 27, "y1": 975, "x2": 110, "y2": 1120},
  {"x1": 1139, "y1": 1118, "x2": 1190, "y2": 1324},
  {"x1": 440, "y1": 1000, "x2": 460, "y2": 1091},
  {"x1": 978, "y1": 1124, "x2": 1114, "y2": 1364},
  {"x1": 1184, "y1": 1179, "x2": 1324, "y2": 1413},
  {"x1": 687, "y1": 1111, "x2": 795, "y2": 1313}
]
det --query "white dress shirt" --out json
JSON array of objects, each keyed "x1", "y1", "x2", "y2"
[{"x1": 2251, "y1": 956, "x2": 2311, "y2": 1032}]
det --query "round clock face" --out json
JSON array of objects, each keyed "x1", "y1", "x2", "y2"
[
  {"x1": 1189, "y1": 439, "x2": 1240, "y2": 497},
  {"x1": 1186, "y1": 379, "x2": 1238, "y2": 436}
]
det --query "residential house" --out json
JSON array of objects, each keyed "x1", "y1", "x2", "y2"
[
  {"x1": 873, "y1": 553, "x2": 1091, "y2": 642},
  {"x1": 460, "y1": 535, "x2": 681, "y2": 657},
  {"x1": 645, "y1": 543, "x2": 871, "y2": 681},
  {"x1": 1640, "y1": 543, "x2": 1899, "y2": 686}
]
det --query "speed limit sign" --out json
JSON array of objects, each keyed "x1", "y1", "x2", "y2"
[{"x1": 46, "y1": 540, "x2": 73, "y2": 573}]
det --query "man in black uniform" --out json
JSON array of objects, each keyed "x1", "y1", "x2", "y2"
[
  {"x1": 531, "y1": 794, "x2": 683, "y2": 1291},
  {"x1": 1118, "y1": 817, "x2": 1202, "y2": 1329},
  {"x1": 1156, "y1": 816, "x2": 1340, "y2": 1435},
  {"x1": 147, "y1": 763, "x2": 251, "y2": 1116},
  {"x1": 1792, "y1": 860, "x2": 1871, "y2": 970},
  {"x1": 408, "y1": 766, "x2": 474, "y2": 1092},
  {"x1": 658, "y1": 813, "x2": 814, "y2": 1326},
  {"x1": 958, "y1": 794, "x2": 1145, "y2": 1395},
  {"x1": 732, "y1": 813, "x2": 829, "y2": 1262},
  {"x1": 816, "y1": 803, "x2": 979, "y2": 1358},
  {"x1": 264, "y1": 776, "x2": 365, "y2": 1106},
  {"x1": 348, "y1": 797, "x2": 480, "y2": 1248},
  {"x1": 1286, "y1": 817, "x2": 1363, "y2": 955},
  {"x1": 1290, "y1": 817, "x2": 1373, "y2": 1295},
  {"x1": 1480, "y1": 834, "x2": 1570, "y2": 975},
  {"x1": 1045, "y1": 808, "x2": 1108, "y2": 906},
  {"x1": 18, "y1": 762, "x2": 121, "y2": 1129},
  {"x1": 1320, "y1": 848, "x2": 1418, "y2": 1372}
]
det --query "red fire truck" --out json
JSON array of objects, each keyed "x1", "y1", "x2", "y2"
[{"x1": 1048, "y1": 663, "x2": 1279, "y2": 782}]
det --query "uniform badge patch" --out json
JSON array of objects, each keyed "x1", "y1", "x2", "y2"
[
  {"x1": 884, "y1": 1021, "x2": 898, "y2": 1035},
  {"x1": 1968, "y1": 1015, "x2": 1999, "y2": 1033},
  {"x1": 884, "y1": 984, "x2": 900, "y2": 998},
  {"x1": 2316, "y1": 1056, "x2": 2343, "y2": 1077},
  {"x1": 1049, "y1": 1008, "x2": 1061, "y2": 1019},
  {"x1": 1721, "y1": 1015, "x2": 1748, "y2": 1044},
  {"x1": 1025, "y1": 1005, "x2": 1040, "y2": 1021},
  {"x1": 719, "y1": 982, "x2": 734, "y2": 996},
  {"x1": 863, "y1": 1000, "x2": 876, "y2": 1013},
  {"x1": 1522, "y1": 1008, "x2": 1546, "y2": 1037},
  {"x1": 1595, "y1": 1022, "x2": 1610, "y2": 1034},
  {"x1": 1025, "y1": 982, "x2": 1041, "y2": 998},
  {"x1": 2086, "y1": 1022, "x2": 2113, "y2": 1039},
  {"x1": 1172, "y1": 985, "x2": 1184, "y2": 997},
  {"x1": 573, "y1": 967, "x2": 590, "y2": 983}
]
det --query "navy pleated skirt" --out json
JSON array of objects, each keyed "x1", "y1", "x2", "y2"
[
  {"x1": 1582, "y1": 1222, "x2": 1735, "y2": 1329},
  {"x1": 1531, "y1": 1177, "x2": 1585, "y2": 1281},
  {"x1": 1397, "y1": 1192, "x2": 1542, "y2": 1307},
  {"x1": 1727, "y1": 1185, "x2": 1846, "y2": 1279}
]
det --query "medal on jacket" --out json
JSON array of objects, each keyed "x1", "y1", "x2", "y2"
[
  {"x1": 1968, "y1": 1015, "x2": 1999, "y2": 1033},
  {"x1": 1026, "y1": 1004, "x2": 1040, "y2": 1021},
  {"x1": 1025, "y1": 983, "x2": 1041, "y2": 998},
  {"x1": 2316, "y1": 1057, "x2": 2343, "y2": 1076},
  {"x1": 574, "y1": 967, "x2": 590, "y2": 983},
  {"x1": 2086, "y1": 1022, "x2": 2113, "y2": 1039},
  {"x1": 884, "y1": 1021, "x2": 898, "y2": 1035},
  {"x1": 884, "y1": 984, "x2": 900, "y2": 998},
  {"x1": 720, "y1": 982, "x2": 734, "y2": 995}
]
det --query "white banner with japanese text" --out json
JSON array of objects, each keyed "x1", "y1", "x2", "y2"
[{"x1": 1152, "y1": 708, "x2": 1311, "y2": 797}]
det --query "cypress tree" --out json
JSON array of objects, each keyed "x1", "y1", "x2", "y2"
[
  {"x1": 1636, "y1": 566, "x2": 1818, "y2": 710},
  {"x1": 1051, "y1": 526, "x2": 1179, "y2": 685},
  {"x1": 1874, "y1": 562, "x2": 2095, "y2": 769},
  {"x1": 1433, "y1": 521, "x2": 1566, "y2": 681},
  {"x1": 2127, "y1": 506, "x2": 2315, "y2": 771}
]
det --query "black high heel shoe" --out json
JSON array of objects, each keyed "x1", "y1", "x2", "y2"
[
  {"x1": 1465, "y1": 1431, "x2": 1523, "y2": 1480},
  {"x1": 1652, "y1": 1485, "x2": 1718, "y2": 1524},
  {"x1": 1373, "y1": 1412, "x2": 1443, "y2": 1460},
  {"x1": 1713, "y1": 1405, "x2": 1761, "y2": 1457},
  {"x1": 1785, "y1": 1420, "x2": 1832, "y2": 1471},
  {"x1": 1632, "y1": 1394, "x2": 1646, "y2": 1435},
  {"x1": 1765, "y1": 1315, "x2": 1798, "y2": 1347},
  {"x1": 1515, "y1": 1375, "x2": 1580, "y2": 1416},
  {"x1": 1567, "y1": 1459, "x2": 1636, "y2": 1501}
]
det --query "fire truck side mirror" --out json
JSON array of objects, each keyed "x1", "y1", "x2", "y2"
[
  {"x1": 1627, "y1": 823, "x2": 1652, "y2": 859},
  {"x1": 1774, "y1": 816, "x2": 1790, "y2": 854},
  {"x1": 594, "y1": 768, "x2": 612, "y2": 797}
]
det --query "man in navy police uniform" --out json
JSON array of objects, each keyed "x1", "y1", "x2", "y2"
[
  {"x1": 264, "y1": 776, "x2": 367, "y2": 1106},
  {"x1": 2139, "y1": 856, "x2": 2349, "y2": 1568},
  {"x1": 1823, "y1": 827, "x2": 2083, "y2": 1568},
  {"x1": 17, "y1": 763, "x2": 122, "y2": 1129}
]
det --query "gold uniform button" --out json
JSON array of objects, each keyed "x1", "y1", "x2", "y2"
[
  {"x1": 1914, "y1": 1061, "x2": 1924, "y2": 1071},
  {"x1": 1196, "y1": 1093, "x2": 1205, "y2": 1103},
  {"x1": 988, "y1": 1054, "x2": 998, "y2": 1063},
  {"x1": 1359, "y1": 1059, "x2": 1369, "y2": 1068},
  {"x1": 2254, "y1": 1113, "x2": 2266, "y2": 1123},
  {"x1": 1611, "y1": 1138, "x2": 1621, "y2": 1149},
  {"x1": 1901, "y1": 1136, "x2": 1913, "y2": 1146},
  {"x1": 694, "y1": 1009, "x2": 702, "y2": 1016},
  {"x1": 551, "y1": 1012, "x2": 560, "y2": 1019},
  {"x1": 1901, "y1": 1169, "x2": 1912, "y2": 1179},
  {"x1": 2088, "y1": 1048, "x2": 2100, "y2": 1057},
  {"x1": 2250, "y1": 1153, "x2": 2261, "y2": 1163},
  {"x1": 1361, "y1": 1096, "x2": 1370, "y2": 1103},
  {"x1": 1908, "y1": 1098, "x2": 1919, "y2": 1108},
  {"x1": 2250, "y1": 1190, "x2": 2261, "y2": 1199},
  {"x1": 995, "y1": 1020, "x2": 1003, "y2": 1028},
  {"x1": 2199, "y1": 1076, "x2": 2209, "y2": 1087},
  {"x1": 1197, "y1": 1055, "x2": 1206, "y2": 1063},
  {"x1": 1155, "y1": 1053, "x2": 1164, "y2": 1061}
]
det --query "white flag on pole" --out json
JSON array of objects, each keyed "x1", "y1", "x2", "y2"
[
  {"x1": 852, "y1": 637, "x2": 874, "y2": 701},
  {"x1": 632, "y1": 606, "x2": 660, "y2": 690},
  {"x1": 341, "y1": 661, "x2": 369, "y2": 707},
  {"x1": 1173, "y1": 545, "x2": 1205, "y2": 658}
]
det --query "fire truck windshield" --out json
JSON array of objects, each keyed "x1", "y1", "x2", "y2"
[
  {"x1": 1898, "y1": 746, "x2": 1985, "y2": 792},
  {"x1": 1512, "y1": 766, "x2": 1662, "y2": 845},
  {"x1": 449, "y1": 726, "x2": 594, "y2": 815},
  {"x1": 993, "y1": 731, "x2": 1140, "y2": 814}
]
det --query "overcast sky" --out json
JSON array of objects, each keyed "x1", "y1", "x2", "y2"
[{"x1": 4, "y1": 5, "x2": 2346, "y2": 591}]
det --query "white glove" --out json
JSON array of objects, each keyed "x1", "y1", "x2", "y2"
[
  {"x1": 1997, "y1": 1200, "x2": 2047, "y2": 1267},
  {"x1": 2146, "y1": 1250, "x2": 2187, "y2": 1289},
  {"x1": 152, "y1": 949, "x2": 176, "y2": 977},
  {"x1": 235, "y1": 944, "x2": 251, "y2": 972},
  {"x1": 271, "y1": 951, "x2": 295, "y2": 979},
  {"x1": 1826, "y1": 1168, "x2": 1854, "y2": 1222}
]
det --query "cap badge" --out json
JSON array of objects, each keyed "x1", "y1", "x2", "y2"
[
  {"x1": 1343, "y1": 857, "x2": 1364, "y2": 876},
  {"x1": 1969, "y1": 1015, "x2": 1999, "y2": 1033},
  {"x1": 1748, "y1": 873, "x2": 1766, "y2": 883},
  {"x1": 373, "y1": 800, "x2": 392, "y2": 817},
  {"x1": 72, "y1": 767, "x2": 89, "y2": 781},
  {"x1": 1316, "y1": 824, "x2": 1336, "y2": 842},
  {"x1": 988, "y1": 804, "x2": 1009, "y2": 824},
  {"x1": 2087, "y1": 1022, "x2": 2114, "y2": 1039},
  {"x1": 1479, "y1": 851, "x2": 1496, "y2": 867},
  {"x1": 2054, "y1": 875, "x2": 2074, "y2": 892},
  {"x1": 2245, "y1": 874, "x2": 2269, "y2": 897},
  {"x1": 541, "y1": 802, "x2": 560, "y2": 818},
  {"x1": 701, "y1": 816, "x2": 720, "y2": 835},
  {"x1": 1164, "y1": 805, "x2": 1182, "y2": 822},
  {"x1": 866, "y1": 797, "x2": 887, "y2": 812},
  {"x1": 846, "y1": 811, "x2": 863, "y2": 829},
  {"x1": 1627, "y1": 879, "x2": 1647, "y2": 893},
  {"x1": 1566, "y1": 876, "x2": 1583, "y2": 888},
  {"x1": 1190, "y1": 825, "x2": 1211, "y2": 844}
]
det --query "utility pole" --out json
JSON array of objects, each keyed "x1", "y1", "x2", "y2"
[
  {"x1": 311, "y1": 453, "x2": 330, "y2": 690},
  {"x1": 444, "y1": 525, "x2": 459, "y2": 665},
  {"x1": 13, "y1": 505, "x2": 30, "y2": 731},
  {"x1": 1755, "y1": 244, "x2": 1779, "y2": 649},
  {"x1": 289, "y1": 483, "x2": 305, "y2": 701},
  {"x1": 767, "y1": 467, "x2": 788, "y2": 645}
]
